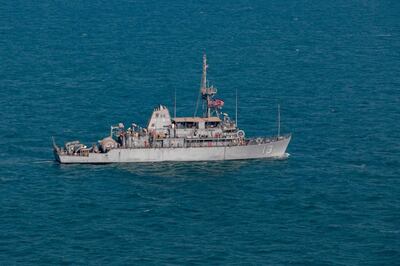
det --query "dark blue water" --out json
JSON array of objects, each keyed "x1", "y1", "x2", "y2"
[{"x1": 1, "y1": 0, "x2": 399, "y2": 264}]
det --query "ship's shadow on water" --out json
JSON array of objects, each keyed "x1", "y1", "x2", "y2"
[
  {"x1": 118, "y1": 161, "x2": 245, "y2": 178},
  {"x1": 116, "y1": 158, "x2": 289, "y2": 179},
  {"x1": 53, "y1": 158, "x2": 289, "y2": 179}
]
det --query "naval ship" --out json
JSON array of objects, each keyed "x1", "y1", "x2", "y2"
[{"x1": 53, "y1": 55, "x2": 291, "y2": 163}]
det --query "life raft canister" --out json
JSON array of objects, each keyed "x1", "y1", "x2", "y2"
[{"x1": 237, "y1": 130, "x2": 245, "y2": 138}]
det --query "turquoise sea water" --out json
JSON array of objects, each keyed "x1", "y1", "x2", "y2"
[{"x1": 1, "y1": 0, "x2": 399, "y2": 264}]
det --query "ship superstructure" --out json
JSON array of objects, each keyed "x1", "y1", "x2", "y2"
[{"x1": 53, "y1": 55, "x2": 291, "y2": 163}]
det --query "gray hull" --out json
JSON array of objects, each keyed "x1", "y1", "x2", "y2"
[{"x1": 55, "y1": 136, "x2": 291, "y2": 164}]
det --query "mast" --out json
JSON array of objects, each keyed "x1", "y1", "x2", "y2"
[
  {"x1": 201, "y1": 54, "x2": 210, "y2": 118},
  {"x1": 194, "y1": 54, "x2": 218, "y2": 118},
  {"x1": 235, "y1": 89, "x2": 238, "y2": 127},
  {"x1": 277, "y1": 104, "x2": 281, "y2": 137},
  {"x1": 194, "y1": 54, "x2": 208, "y2": 117},
  {"x1": 174, "y1": 88, "x2": 177, "y2": 119},
  {"x1": 201, "y1": 54, "x2": 207, "y2": 92}
]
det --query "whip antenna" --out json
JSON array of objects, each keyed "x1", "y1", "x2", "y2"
[
  {"x1": 235, "y1": 89, "x2": 238, "y2": 127},
  {"x1": 277, "y1": 104, "x2": 281, "y2": 137},
  {"x1": 174, "y1": 88, "x2": 177, "y2": 119}
]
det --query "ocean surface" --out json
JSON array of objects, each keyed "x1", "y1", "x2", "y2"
[{"x1": 1, "y1": 0, "x2": 399, "y2": 264}]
